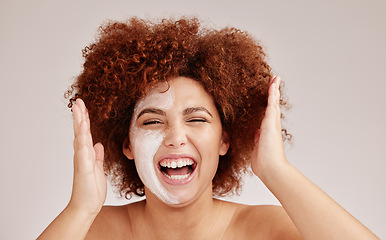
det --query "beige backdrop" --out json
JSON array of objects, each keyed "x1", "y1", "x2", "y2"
[{"x1": 1, "y1": 0, "x2": 385, "y2": 239}]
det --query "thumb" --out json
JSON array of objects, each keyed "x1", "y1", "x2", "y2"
[{"x1": 93, "y1": 142, "x2": 105, "y2": 169}]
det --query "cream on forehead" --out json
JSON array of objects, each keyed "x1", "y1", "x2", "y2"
[
  {"x1": 133, "y1": 83, "x2": 174, "y2": 117},
  {"x1": 129, "y1": 85, "x2": 180, "y2": 204}
]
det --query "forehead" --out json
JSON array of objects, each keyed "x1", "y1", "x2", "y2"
[{"x1": 134, "y1": 77, "x2": 216, "y2": 112}]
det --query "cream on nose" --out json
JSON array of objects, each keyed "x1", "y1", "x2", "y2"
[{"x1": 163, "y1": 125, "x2": 187, "y2": 148}]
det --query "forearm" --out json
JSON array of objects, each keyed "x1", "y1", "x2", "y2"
[
  {"x1": 260, "y1": 162, "x2": 379, "y2": 240},
  {"x1": 37, "y1": 205, "x2": 96, "y2": 240}
]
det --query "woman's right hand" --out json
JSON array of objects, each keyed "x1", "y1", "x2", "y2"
[
  {"x1": 37, "y1": 99, "x2": 106, "y2": 239},
  {"x1": 68, "y1": 98, "x2": 107, "y2": 216}
]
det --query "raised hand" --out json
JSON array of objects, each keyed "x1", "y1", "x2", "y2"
[
  {"x1": 250, "y1": 77, "x2": 380, "y2": 240},
  {"x1": 69, "y1": 98, "x2": 107, "y2": 216},
  {"x1": 37, "y1": 99, "x2": 107, "y2": 239},
  {"x1": 251, "y1": 76, "x2": 288, "y2": 179}
]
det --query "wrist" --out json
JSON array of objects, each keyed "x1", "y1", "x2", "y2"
[
  {"x1": 65, "y1": 201, "x2": 100, "y2": 221},
  {"x1": 256, "y1": 158, "x2": 293, "y2": 184},
  {"x1": 36, "y1": 202, "x2": 98, "y2": 239}
]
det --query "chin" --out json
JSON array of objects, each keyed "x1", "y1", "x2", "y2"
[{"x1": 162, "y1": 182, "x2": 213, "y2": 208}]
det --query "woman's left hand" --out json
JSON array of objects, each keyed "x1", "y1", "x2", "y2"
[
  {"x1": 251, "y1": 76, "x2": 288, "y2": 179},
  {"x1": 250, "y1": 76, "x2": 380, "y2": 240}
]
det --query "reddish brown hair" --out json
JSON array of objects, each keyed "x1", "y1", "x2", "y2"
[{"x1": 66, "y1": 17, "x2": 287, "y2": 198}]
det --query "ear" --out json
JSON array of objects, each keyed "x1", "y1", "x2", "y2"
[
  {"x1": 122, "y1": 137, "x2": 134, "y2": 160},
  {"x1": 219, "y1": 130, "x2": 230, "y2": 156}
]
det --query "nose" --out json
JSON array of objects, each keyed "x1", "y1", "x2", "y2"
[{"x1": 163, "y1": 124, "x2": 187, "y2": 148}]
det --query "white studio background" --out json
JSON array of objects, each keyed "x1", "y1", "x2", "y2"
[{"x1": 0, "y1": 0, "x2": 385, "y2": 239}]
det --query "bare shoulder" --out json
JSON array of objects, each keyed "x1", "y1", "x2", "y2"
[
  {"x1": 85, "y1": 201, "x2": 144, "y2": 240},
  {"x1": 224, "y1": 201, "x2": 302, "y2": 240}
]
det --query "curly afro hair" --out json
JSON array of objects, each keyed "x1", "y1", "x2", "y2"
[{"x1": 66, "y1": 17, "x2": 288, "y2": 198}]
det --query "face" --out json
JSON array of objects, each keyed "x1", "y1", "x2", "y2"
[{"x1": 123, "y1": 76, "x2": 229, "y2": 205}]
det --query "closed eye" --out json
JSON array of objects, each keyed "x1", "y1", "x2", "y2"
[
  {"x1": 143, "y1": 119, "x2": 163, "y2": 125},
  {"x1": 187, "y1": 118, "x2": 207, "y2": 123}
]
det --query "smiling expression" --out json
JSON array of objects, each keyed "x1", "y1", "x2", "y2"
[{"x1": 123, "y1": 77, "x2": 229, "y2": 205}]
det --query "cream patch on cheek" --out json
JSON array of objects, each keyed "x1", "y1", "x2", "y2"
[
  {"x1": 129, "y1": 87, "x2": 179, "y2": 204},
  {"x1": 130, "y1": 128, "x2": 179, "y2": 204}
]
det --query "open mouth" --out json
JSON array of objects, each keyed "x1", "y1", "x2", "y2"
[{"x1": 159, "y1": 158, "x2": 197, "y2": 181}]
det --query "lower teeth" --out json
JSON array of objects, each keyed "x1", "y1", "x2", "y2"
[{"x1": 164, "y1": 173, "x2": 190, "y2": 180}]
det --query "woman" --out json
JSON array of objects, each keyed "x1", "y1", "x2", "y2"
[{"x1": 38, "y1": 17, "x2": 379, "y2": 239}]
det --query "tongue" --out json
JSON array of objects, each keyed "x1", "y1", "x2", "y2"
[{"x1": 166, "y1": 166, "x2": 190, "y2": 176}]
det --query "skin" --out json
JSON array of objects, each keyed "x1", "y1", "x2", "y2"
[{"x1": 37, "y1": 76, "x2": 379, "y2": 240}]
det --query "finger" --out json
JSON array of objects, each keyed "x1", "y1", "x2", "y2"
[
  {"x1": 274, "y1": 76, "x2": 281, "y2": 101},
  {"x1": 77, "y1": 99, "x2": 92, "y2": 142},
  {"x1": 263, "y1": 76, "x2": 282, "y2": 129},
  {"x1": 254, "y1": 129, "x2": 261, "y2": 144},
  {"x1": 72, "y1": 98, "x2": 88, "y2": 132},
  {"x1": 82, "y1": 103, "x2": 94, "y2": 148},
  {"x1": 72, "y1": 100, "x2": 82, "y2": 134},
  {"x1": 94, "y1": 142, "x2": 105, "y2": 170},
  {"x1": 266, "y1": 76, "x2": 280, "y2": 113},
  {"x1": 78, "y1": 99, "x2": 90, "y2": 133},
  {"x1": 268, "y1": 76, "x2": 281, "y2": 106},
  {"x1": 269, "y1": 75, "x2": 276, "y2": 85},
  {"x1": 73, "y1": 99, "x2": 94, "y2": 154}
]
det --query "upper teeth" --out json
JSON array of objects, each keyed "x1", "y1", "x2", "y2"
[{"x1": 160, "y1": 159, "x2": 194, "y2": 168}]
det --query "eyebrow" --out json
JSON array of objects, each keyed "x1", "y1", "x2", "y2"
[
  {"x1": 183, "y1": 107, "x2": 213, "y2": 118},
  {"x1": 137, "y1": 108, "x2": 166, "y2": 120}
]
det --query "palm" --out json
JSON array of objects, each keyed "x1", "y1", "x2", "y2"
[
  {"x1": 70, "y1": 99, "x2": 107, "y2": 215},
  {"x1": 251, "y1": 77, "x2": 287, "y2": 178}
]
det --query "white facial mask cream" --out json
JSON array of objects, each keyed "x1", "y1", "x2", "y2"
[{"x1": 129, "y1": 84, "x2": 179, "y2": 204}]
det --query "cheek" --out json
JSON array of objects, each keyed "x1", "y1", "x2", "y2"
[
  {"x1": 130, "y1": 128, "x2": 180, "y2": 204},
  {"x1": 191, "y1": 125, "x2": 223, "y2": 152},
  {"x1": 131, "y1": 128, "x2": 164, "y2": 163},
  {"x1": 190, "y1": 128, "x2": 223, "y2": 170}
]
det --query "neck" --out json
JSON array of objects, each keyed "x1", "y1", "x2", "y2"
[{"x1": 141, "y1": 186, "x2": 222, "y2": 239}]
